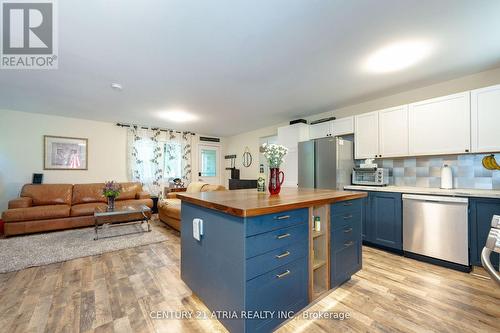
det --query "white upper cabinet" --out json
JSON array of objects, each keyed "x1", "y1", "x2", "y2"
[
  {"x1": 309, "y1": 121, "x2": 332, "y2": 140},
  {"x1": 378, "y1": 105, "x2": 409, "y2": 158},
  {"x1": 471, "y1": 84, "x2": 500, "y2": 153},
  {"x1": 354, "y1": 111, "x2": 379, "y2": 159},
  {"x1": 277, "y1": 123, "x2": 309, "y2": 188},
  {"x1": 408, "y1": 92, "x2": 471, "y2": 156},
  {"x1": 332, "y1": 116, "x2": 354, "y2": 136}
]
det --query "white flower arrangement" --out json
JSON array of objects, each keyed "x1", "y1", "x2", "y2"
[{"x1": 262, "y1": 143, "x2": 288, "y2": 168}]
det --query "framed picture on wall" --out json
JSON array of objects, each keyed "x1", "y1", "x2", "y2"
[{"x1": 44, "y1": 135, "x2": 88, "y2": 170}]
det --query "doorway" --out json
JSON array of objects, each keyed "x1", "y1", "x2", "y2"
[{"x1": 198, "y1": 144, "x2": 221, "y2": 185}]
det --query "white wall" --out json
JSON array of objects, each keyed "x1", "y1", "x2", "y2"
[
  {"x1": 0, "y1": 110, "x2": 128, "y2": 211},
  {"x1": 222, "y1": 66, "x2": 500, "y2": 186}
]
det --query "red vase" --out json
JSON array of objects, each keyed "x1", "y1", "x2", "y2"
[{"x1": 268, "y1": 168, "x2": 284, "y2": 195}]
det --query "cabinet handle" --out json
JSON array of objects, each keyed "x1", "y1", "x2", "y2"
[
  {"x1": 465, "y1": 149, "x2": 469, "y2": 153},
  {"x1": 343, "y1": 214, "x2": 353, "y2": 220},
  {"x1": 274, "y1": 215, "x2": 290, "y2": 220},
  {"x1": 343, "y1": 228, "x2": 353, "y2": 233},
  {"x1": 275, "y1": 251, "x2": 290, "y2": 259},
  {"x1": 276, "y1": 233, "x2": 291, "y2": 239},
  {"x1": 343, "y1": 202, "x2": 353, "y2": 206},
  {"x1": 344, "y1": 241, "x2": 354, "y2": 247},
  {"x1": 276, "y1": 270, "x2": 291, "y2": 279}
]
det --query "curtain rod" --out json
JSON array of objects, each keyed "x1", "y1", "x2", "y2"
[{"x1": 116, "y1": 123, "x2": 196, "y2": 135}]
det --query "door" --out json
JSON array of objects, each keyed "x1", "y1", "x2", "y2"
[
  {"x1": 309, "y1": 121, "x2": 332, "y2": 140},
  {"x1": 469, "y1": 198, "x2": 500, "y2": 269},
  {"x1": 354, "y1": 111, "x2": 379, "y2": 159},
  {"x1": 471, "y1": 84, "x2": 500, "y2": 153},
  {"x1": 198, "y1": 145, "x2": 220, "y2": 184},
  {"x1": 315, "y1": 137, "x2": 337, "y2": 189},
  {"x1": 408, "y1": 92, "x2": 471, "y2": 156},
  {"x1": 379, "y1": 105, "x2": 409, "y2": 158},
  {"x1": 369, "y1": 192, "x2": 402, "y2": 250},
  {"x1": 298, "y1": 141, "x2": 315, "y2": 188}
]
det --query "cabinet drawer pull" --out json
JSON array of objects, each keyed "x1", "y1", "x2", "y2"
[
  {"x1": 276, "y1": 270, "x2": 291, "y2": 279},
  {"x1": 275, "y1": 251, "x2": 290, "y2": 259},
  {"x1": 343, "y1": 202, "x2": 353, "y2": 206},
  {"x1": 343, "y1": 228, "x2": 353, "y2": 233},
  {"x1": 276, "y1": 233, "x2": 291, "y2": 239},
  {"x1": 343, "y1": 214, "x2": 353, "y2": 219},
  {"x1": 344, "y1": 241, "x2": 354, "y2": 247},
  {"x1": 274, "y1": 215, "x2": 290, "y2": 220}
]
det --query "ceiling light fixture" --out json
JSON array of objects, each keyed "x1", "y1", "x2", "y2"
[
  {"x1": 157, "y1": 109, "x2": 199, "y2": 123},
  {"x1": 363, "y1": 40, "x2": 433, "y2": 73},
  {"x1": 111, "y1": 83, "x2": 123, "y2": 91}
]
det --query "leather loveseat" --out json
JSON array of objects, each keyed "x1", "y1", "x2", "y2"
[
  {"x1": 158, "y1": 182, "x2": 225, "y2": 231},
  {"x1": 2, "y1": 182, "x2": 152, "y2": 236}
]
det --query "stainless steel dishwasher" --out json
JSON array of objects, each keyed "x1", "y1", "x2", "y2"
[{"x1": 403, "y1": 194, "x2": 469, "y2": 267}]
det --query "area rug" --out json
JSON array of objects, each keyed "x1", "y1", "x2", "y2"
[{"x1": 0, "y1": 224, "x2": 168, "y2": 273}]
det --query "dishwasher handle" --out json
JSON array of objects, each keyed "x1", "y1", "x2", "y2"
[{"x1": 402, "y1": 194, "x2": 468, "y2": 204}]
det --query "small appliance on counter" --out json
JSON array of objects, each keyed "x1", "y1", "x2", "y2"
[
  {"x1": 352, "y1": 167, "x2": 389, "y2": 186},
  {"x1": 440, "y1": 164, "x2": 453, "y2": 189}
]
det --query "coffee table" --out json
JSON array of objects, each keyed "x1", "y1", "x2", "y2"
[{"x1": 94, "y1": 204, "x2": 151, "y2": 240}]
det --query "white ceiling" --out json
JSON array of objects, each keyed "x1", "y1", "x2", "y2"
[{"x1": 1, "y1": 0, "x2": 500, "y2": 136}]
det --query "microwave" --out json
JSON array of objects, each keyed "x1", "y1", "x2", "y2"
[{"x1": 352, "y1": 168, "x2": 389, "y2": 186}]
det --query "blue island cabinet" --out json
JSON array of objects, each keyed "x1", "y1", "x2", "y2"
[
  {"x1": 180, "y1": 195, "x2": 364, "y2": 333},
  {"x1": 181, "y1": 202, "x2": 309, "y2": 333},
  {"x1": 469, "y1": 198, "x2": 500, "y2": 270}
]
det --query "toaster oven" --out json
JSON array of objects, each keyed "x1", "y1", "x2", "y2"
[{"x1": 352, "y1": 168, "x2": 389, "y2": 186}]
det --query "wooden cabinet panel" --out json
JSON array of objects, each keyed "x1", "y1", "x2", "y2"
[
  {"x1": 354, "y1": 111, "x2": 379, "y2": 159},
  {"x1": 379, "y1": 105, "x2": 409, "y2": 157},
  {"x1": 471, "y1": 84, "x2": 500, "y2": 153},
  {"x1": 408, "y1": 92, "x2": 470, "y2": 156}
]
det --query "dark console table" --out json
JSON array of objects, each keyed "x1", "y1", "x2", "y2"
[{"x1": 229, "y1": 179, "x2": 257, "y2": 190}]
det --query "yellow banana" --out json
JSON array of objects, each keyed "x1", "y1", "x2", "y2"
[
  {"x1": 489, "y1": 155, "x2": 500, "y2": 170},
  {"x1": 482, "y1": 155, "x2": 496, "y2": 170}
]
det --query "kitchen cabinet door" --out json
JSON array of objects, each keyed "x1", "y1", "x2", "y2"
[
  {"x1": 471, "y1": 84, "x2": 500, "y2": 153},
  {"x1": 354, "y1": 111, "x2": 379, "y2": 159},
  {"x1": 379, "y1": 105, "x2": 409, "y2": 158},
  {"x1": 309, "y1": 121, "x2": 332, "y2": 140},
  {"x1": 408, "y1": 92, "x2": 471, "y2": 156},
  {"x1": 368, "y1": 192, "x2": 403, "y2": 250},
  {"x1": 332, "y1": 117, "x2": 354, "y2": 136},
  {"x1": 469, "y1": 198, "x2": 500, "y2": 270},
  {"x1": 277, "y1": 124, "x2": 308, "y2": 188}
]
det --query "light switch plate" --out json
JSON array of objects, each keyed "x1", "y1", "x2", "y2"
[{"x1": 193, "y1": 218, "x2": 203, "y2": 241}]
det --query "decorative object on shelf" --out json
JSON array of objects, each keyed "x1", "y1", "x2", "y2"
[
  {"x1": 314, "y1": 216, "x2": 321, "y2": 231},
  {"x1": 44, "y1": 135, "x2": 88, "y2": 170},
  {"x1": 170, "y1": 178, "x2": 185, "y2": 188},
  {"x1": 242, "y1": 147, "x2": 252, "y2": 167},
  {"x1": 102, "y1": 181, "x2": 121, "y2": 211},
  {"x1": 262, "y1": 143, "x2": 288, "y2": 195},
  {"x1": 482, "y1": 154, "x2": 500, "y2": 170}
]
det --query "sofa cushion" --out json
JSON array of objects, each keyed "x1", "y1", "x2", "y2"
[
  {"x1": 115, "y1": 199, "x2": 153, "y2": 209},
  {"x1": 21, "y1": 184, "x2": 73, "y2": 206},
  {"x1": 72, "y1": 183, "x2": 106, "y2": 205},
  {"x1": 2, "y1": 205, "x2": 70, "y2": 222},
  {"x1": 202, "y1": 184, "x2": 226, "y2": 192},
  {"x1": 71, "y1": 202, "x2": 108, "y2": 217},
  {"x1": 159, "y1": 199, "x2": 181, "y2": 220},
  {"x1": 8, "y1": 197, "x2": 33, "y2": 209},
  {"x1": 186, "y1": 182, "x2": 209, "y2": 193},
  {"x1": 117, "y1": 182, "x2": 142, "y2": 200}
]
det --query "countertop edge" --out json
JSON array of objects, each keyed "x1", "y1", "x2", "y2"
[
  {"x1": 177, "y1": 192, "x2": 367, "y2": 217},
  {"x1": 344, "y1": 185, "x2": 500, "y2": 199}
]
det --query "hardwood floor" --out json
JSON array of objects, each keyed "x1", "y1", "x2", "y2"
[{"x1": 0, "y1": 222, "x2": 498, "y2": 333}]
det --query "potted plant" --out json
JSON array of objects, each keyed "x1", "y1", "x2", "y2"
[
  {"x1": 261, "y1": 143, "x2": 288, "y2": 195},
  {"x1": 102, "y1": 181, "x2": 121, "y2": 210}
]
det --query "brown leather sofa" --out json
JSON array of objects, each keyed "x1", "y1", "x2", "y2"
[
  {"x1": 2, "y1": 182, "x2": 152, "y2": 236},
  {"x1": 158, "y1": 182, "x2": 225, "y2": 231}
]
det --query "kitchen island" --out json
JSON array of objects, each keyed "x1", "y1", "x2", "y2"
[{"x1": 178, "y1": 188, "x2": 367, "y2": 333}]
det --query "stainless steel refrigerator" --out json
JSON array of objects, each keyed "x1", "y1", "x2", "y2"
[{"x1": 298, "y1": 136, "x2": 354, "y2": 190}]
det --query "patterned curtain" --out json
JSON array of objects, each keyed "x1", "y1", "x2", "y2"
[{"x1": 127, "y1": 126, "x2": 193, "y2": 194}]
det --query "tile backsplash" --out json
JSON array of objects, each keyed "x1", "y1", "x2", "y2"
[{"x1": 357, "y1": 154, "x2": 500, "y2": 190}]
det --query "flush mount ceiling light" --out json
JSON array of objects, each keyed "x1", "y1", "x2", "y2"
[
  {"x1": 111, "y1": 83, "x2": 123, "y2": 91},
  {"x1": 363, "y1": 40, "x2": 433, "y2": 73},
  {"x1": 157, "y1": 110, "x2": 199, "y2": 123}
]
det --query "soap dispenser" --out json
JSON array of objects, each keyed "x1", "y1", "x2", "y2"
[{"x1": 441, "y1": 164, "x2": 453, "y2": 189}]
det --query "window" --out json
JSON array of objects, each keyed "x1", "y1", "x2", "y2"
[
  {"x1": 200, "y1": 148, "x2": 217, "y2": 177},
  {"x1": 164, "y1": 142, "x2": 182, "y2": 179}
]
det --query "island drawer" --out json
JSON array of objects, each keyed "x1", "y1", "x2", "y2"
[
  {"x1": 332, "y1": 222, "x2": 361, "y2": 252},
  {"x1": 245, "y1": 208, "x2": 308, "y2": 237},
  {"x1": 246, "y1": 223, "x2": 307, "y2": 258},
  {"x1": 246, "y1": 257, "x2": 308, "y2": 332},
  {"x1": 331, "y1": 211, "x2": 362, "y2": 230},
  {"x1": 246, "y1": 240, "x2": 308, "y2": 280},
  {"x1": 331, "y1": 199, "x2": 362, "y2": 217}
]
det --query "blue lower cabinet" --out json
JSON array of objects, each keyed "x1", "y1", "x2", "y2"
[
  {"x1": 469, "y1": 198, "x2": 500, "y2": 270},
  {"x1": 368, "y1": 192, "x2": 402, "y2": 250},
  {"x1": 245, "y1": 257, "x2": 308, "y2": 332}
]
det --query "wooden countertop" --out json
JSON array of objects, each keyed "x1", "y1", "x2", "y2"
[{"x1": 177, "y1": 188, "x2": 367, "y2": 217}]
